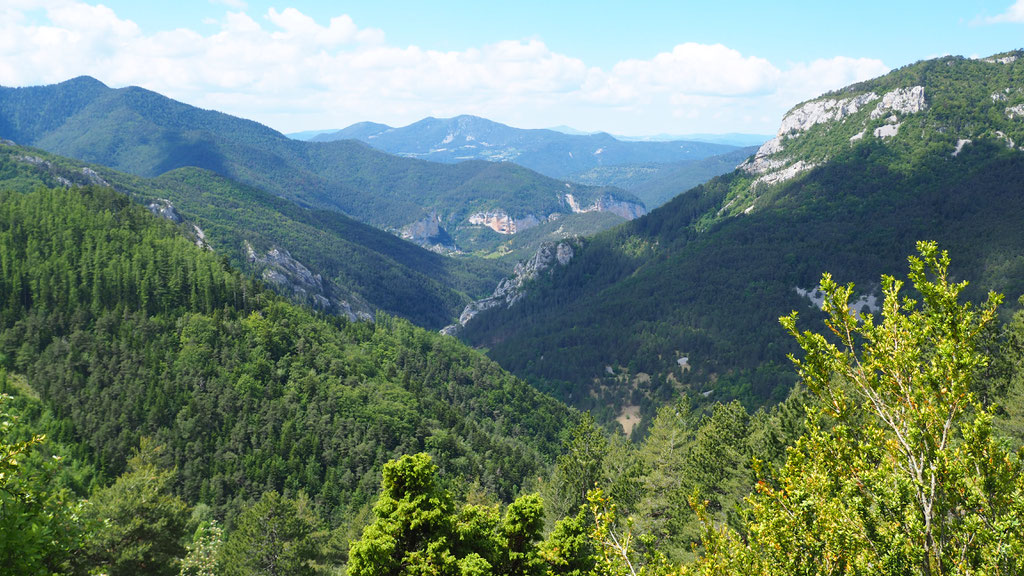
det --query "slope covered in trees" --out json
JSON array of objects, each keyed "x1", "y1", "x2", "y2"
[
  {"x1": 460, "y1": 52, "x2": 1024, "y2": 425},
  {"x1": 0, "y1": 181, "x2": 574, "y2": 564},
  {"x1": 0, "y1": 142, "x2": 508, "y2": 328}
]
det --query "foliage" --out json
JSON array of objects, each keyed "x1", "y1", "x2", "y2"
[
  {"x1": 220, "y1": 491, "x2": 326, "y2": 576},
  {"x1": 0, "y1": 182, "x2": 571, "y2": 551},
  {"x1": 686, "y1": 243, "x2": 1024, "y2": 574},
  {"x1": 348, "y1": 453, "x2": 549, "y2": 576},
  {"x1": 0, "y1": 392, "x2": 88, "y2": 575},
  {"x1": 84, "y1": 439, "x2": 190, "y2": 576},
  {"x1": 179, "y1": 519, "x2": 224, "y2": 576}
]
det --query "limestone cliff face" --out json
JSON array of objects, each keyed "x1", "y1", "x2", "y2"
[
  {"x1": 740, "y1": 86, "x2": 928, "y2": 191},
  {"x1": 400, "y1": 213, "x2": 456, "y2": 252},
  {"x1": 145, "y1": 198, "x2": 209, "y2": 249},
  {"x1": 441, "y1": 240, "x2": 575, "y2": 335},
  {"x1": 245, "y1": 241, "x2": 372, "y2": 321},
  {"x1": 564, "y1": 193, "x2": 646, "y2": 220},
  {"x1": 466, "y1": 210, "x2": 540, "y2": 235}
]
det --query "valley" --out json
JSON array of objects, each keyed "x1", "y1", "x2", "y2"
[{"x1": 2, "y1": 10, "x2": 1024, "y2": 571}]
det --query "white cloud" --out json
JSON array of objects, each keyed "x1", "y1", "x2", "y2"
[
  {"x1": 0, "y1": 2, "x2": 891, "y2": 135},
  {"x1": 981, "y1": 0, "x2": 1024, "y2": 23}
]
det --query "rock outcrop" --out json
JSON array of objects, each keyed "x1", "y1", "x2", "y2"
[
  {"x1": 467, "y1": 210, "x2": 540, "y2": 235},
  {"x1": 245, "y1": 241, "x2": 372, "y2": 321},
  {"x1": 441, "y1": 241, "x2": 575, "y2": 335},
  {"x1": 563, "y1": 193, "x2": 646, "y2": 220},
  {"x1": 147, "y1": 198, "x2": 184, "y2": 223},
  {"x1": 146, "y1": 198, "x2": 209, "y2": 248},
  {"x1": 740, "y1": 86, "x2": 928, "y2": 196},
  {"x1": 400, "y1": 213, "x2": 456, "y2": 252}
]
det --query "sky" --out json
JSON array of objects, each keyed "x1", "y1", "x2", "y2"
[{"x1": 2, "y1": 1, "x2": 1024, "y2": 137}]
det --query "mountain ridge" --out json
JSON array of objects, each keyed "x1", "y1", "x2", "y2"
[{"x1": 312, "y1": 114, "x2": 739, "y2": 183}]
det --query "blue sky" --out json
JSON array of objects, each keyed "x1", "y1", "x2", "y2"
[{"x1": 3, "y1": 1, "x2": 1024, "y2": 135}]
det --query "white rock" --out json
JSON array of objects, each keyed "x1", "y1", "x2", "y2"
[
  {"x1": 873, "y1": 123, "x2": 901, "y2": 139},
  {"x1": 870, "y1": 86, "x2": 926, "y2": 119},
  {"x1": 779, "y1": 92, "x2": 880, "y2": 135},
  {"x1": 984, "y1": 55, "x2": 1019, "y2": 64},
  {"x1": 1006, "y1": 104, "x2": 1024, "y2": 119},
  {"x1": 752, "y1": 160, "x2": 815, "y2": 187},
  {"x1": 953, "y1": 139, "x2": 971, "y2": 157}
]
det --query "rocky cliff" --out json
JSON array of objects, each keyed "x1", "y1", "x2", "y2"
[
  {"x1": 441, "y1": 240, "x2": 575, "y2": 335},
  {"x1": 741, "y1": 85, "x2": 928, "y2": 188},
  {"x1": 245, "y1": 241, "x2": 373, "y2": 321}
]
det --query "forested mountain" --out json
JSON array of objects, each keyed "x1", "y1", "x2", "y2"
[
  {"x1": 0, "y1": 142, "x2": 506, "y2": 328},
  {"x1": 310, "y1": 115, "x2": 738, "y2": 186},
  {"x1": 0, "y1": 177, "x2": 575, "y2": 571},
  {"x1": 0, "y1": 78, "x2": 643, "y2": 252},
  {"x1": 459, "y1": 51, "x2": 1024, "y2": 428}
]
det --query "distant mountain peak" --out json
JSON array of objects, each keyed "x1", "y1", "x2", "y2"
[{"x1": 61, "y1": 75, "x2": 109, "y2": 89}]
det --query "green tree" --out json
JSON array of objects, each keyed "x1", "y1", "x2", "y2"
[
  {"x1": 539, "y1": 509, "x2": 599, "y2": 576},
  {"x1": 690, "y1": 242, "x2": 1024, "y2": 575},
  {"x1": 547, "y1": 413, "x2": 608, "y2": 520},
  {"x1": 348, "y1": 453, "x2": 460, "y2": 576},
  {"x1": 85, "y1": 439, "x2": 191, "y2": 576},
  {"x1": 220, "y1": 490, "x2": 326, "y2": 576},
  {"x1": 350, "y1": 453, "x2": 552, "y2": 576},
  {"x1": 0, "y1": 393, "x2": 86, "y2": 575}
]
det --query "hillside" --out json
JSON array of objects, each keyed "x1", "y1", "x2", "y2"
[
  {"x1": 458, "y1": 51, "x2": 1024, "y2": 428},
  {"x1": 0, "y1": 142, "x2": 506, "y2": 328},
  {"x1": 0, "y1": 78, "x2": 643, "y2": 252},
  {"x1": 312, "y1": 115, "x2": 737, "y2": 183},
  {"x1": 0, "y1": 178, "x2": 574, "y2": 538}
]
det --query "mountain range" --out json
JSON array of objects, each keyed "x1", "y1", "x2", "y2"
[
  {"x1": 310, "y1": 115, "x2": 736, "y2": 178},
  {"x1": 0, "y1": 77, "x2": 643, "y2": 254},
  {"x1": 308, "y1": 115, "x2": 749, "y2": 203},
  {"x1": 0, "y1": 141, "x2": 512, "y2": 329}
]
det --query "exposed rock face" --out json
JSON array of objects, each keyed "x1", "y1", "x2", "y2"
[
  {"x1": 795, "y1": 285, "x2": 879, "y2": 319},
  {"x1": 400, "y1": 213, "x2": 456, "y2": 252},
  {"x1": 146, "y1": 199, "x2": 209, "y2": 248},
  {"x1": 441, "y1": 240, "x2": 575, "y2": 335},
  {"x1": 777, "y1": 92, "x2": 880, "y2": 136},
  {"x1": 873, "y1": 123, "x2": 901, "y2": 139},
  {"x1": 1006, "y1": 104, "x2": 1024, "y2": 120},
  {"x1": 467, "y1": 210, "x2": 540, "y2": 234},
  {"x1": 147, "y1": 199, "x2": 183, "y2": 223},
  {"x1": 870, "y1": 86, "x2": 926, "y2": 119},
  {"x1": 245, "y1": 241, "x2": 372, "y2": 321},
  {"x1": 752, "y1": 160, "x2": 816, "y2": 187},
  {"x1": 741, "y1": 86, "x2": 927, "y2": 188},
  {"x1": 80, "y1": 167, "x2": 109, "y2": 187},
  {"x1": 563, "y1": 193, "x2": 646, "y2": 220},
  {"x1": 984, "y1": 54, "x2": 1020, "y2": 64},
  {"x1": 191, "y1": 224, "x2": 209, "y2": 249}
]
